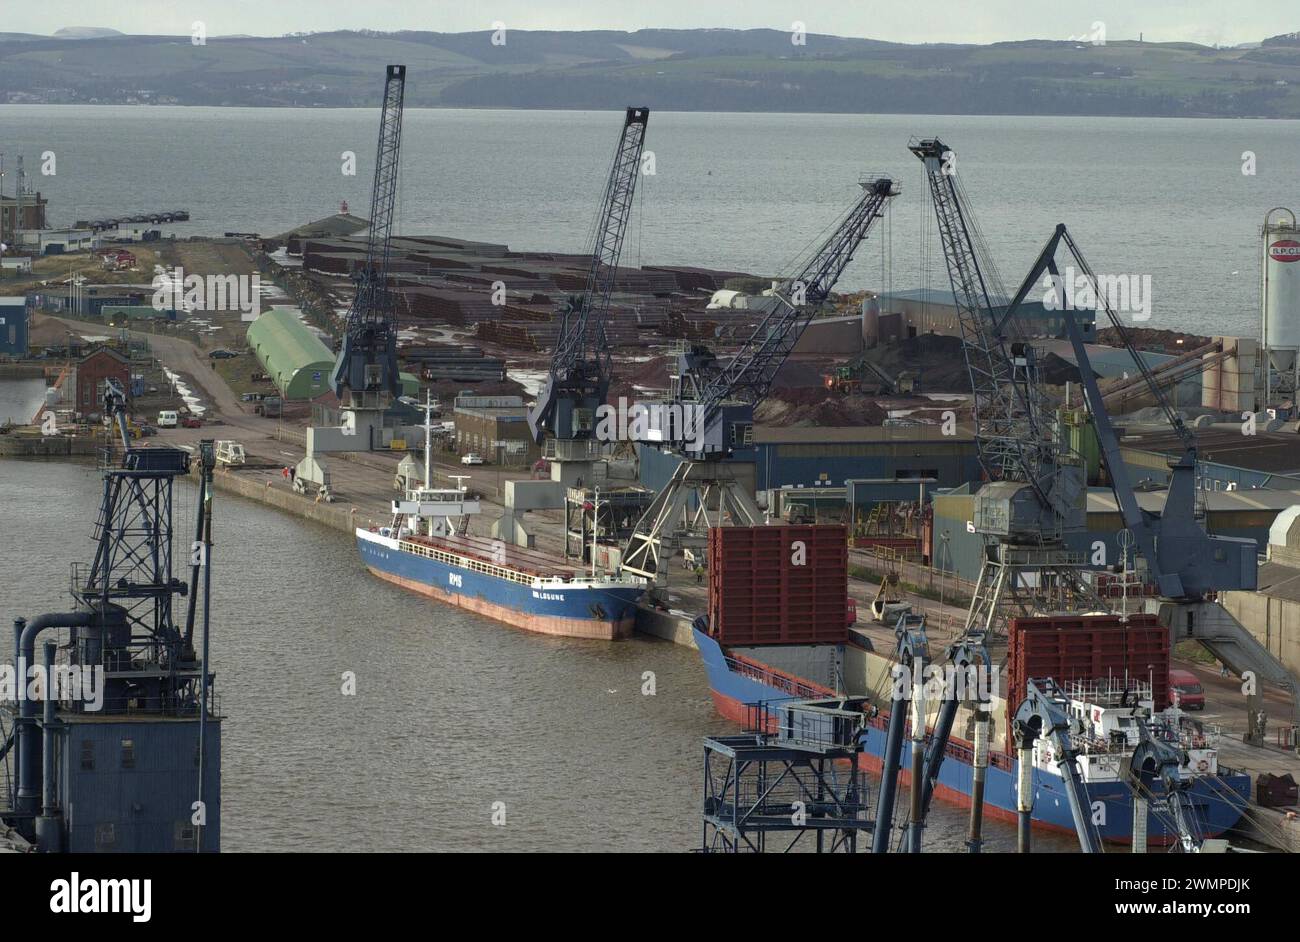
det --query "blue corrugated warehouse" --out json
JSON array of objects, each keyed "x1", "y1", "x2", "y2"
[
  {"x1": 0, "y1": 297, "x2": 29, "y2": 356},
  {"x1": 639, "y1": 425, "x2": 981, "y2": 494}
]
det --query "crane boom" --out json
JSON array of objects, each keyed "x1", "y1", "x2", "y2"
[
  {"x1": 621, "y1": 173, "x2": 898, "y2": 583},
  {"x1": 1006, "y1": 223, "x2": 1256, "y2": 598},
  {"x1": 908, "y1": 138, "x2": 1072, "y2": 524},
  {"x1": 332, "y1": 64, "x2": 406, "y2": 402},
  {"x1": 665, "y1": 175, "x2": 899, "y2": 458},
  {"x1": 528, "y1": 107, "x2": 650, "y2": 445}
]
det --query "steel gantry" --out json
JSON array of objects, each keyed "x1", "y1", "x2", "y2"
[
  {"x1": 528, "y1": 107, "x2": 650, "y2": 483},
  {"x1": 622, "y1": 175, "x2": 899, "y2": 584}
]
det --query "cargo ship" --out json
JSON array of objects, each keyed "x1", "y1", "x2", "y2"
[
  {"x1": 694, "y1": 626, "x2": 1251, "y2": 843},
  {"x1": 693, "y1": 524, "x2": 1251, "y2": 843},
  {"x1": 357, "y1": 474, "x2": 644, "y2": 639}
]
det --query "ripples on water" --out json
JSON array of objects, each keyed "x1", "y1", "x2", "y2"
[{"x1": 0, "y1": 459, "x2": 1072, "y2": 851}]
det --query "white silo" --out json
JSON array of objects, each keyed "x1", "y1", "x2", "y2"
[
  {"x1": 862, "y1": 292, "x2": 881, "y2": 345},
  {"x1": 1261, "y1": 208, "x2": 1300, "y2": 406}
]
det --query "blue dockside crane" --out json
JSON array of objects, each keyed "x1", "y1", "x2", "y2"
[
  {"x1": 332, "y1": 64, "x2": 406, "y2": 406},
  {"x1": 296, "y1": 64, "x2": 408, "y2": 499},
  {"x1": 527, "y1": 106, "x2": 650, "y2": 484},
  {"x1": 904, "y1": 136, "x2": 1282, "y2": 850},
  {"x1": 621, "y1": 174, "x2": 900, "y2": 584}
]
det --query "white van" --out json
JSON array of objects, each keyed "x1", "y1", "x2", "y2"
[{"x1": 157, "y1": 410, "x2": 179, "y2": 428}]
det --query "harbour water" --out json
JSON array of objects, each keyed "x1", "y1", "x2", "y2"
[
  {"x1": 0, "y1": 379, "x2": 45, "y2": 426},
  {"x1": 3, "y1": 106, "x2": 1299, "y2": 339},
  {"x1": 0, "y1": 457, "x2": 1072, "y2": 851}
]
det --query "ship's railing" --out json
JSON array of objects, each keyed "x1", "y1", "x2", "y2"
[
  {"x1": 1063, "y1": 677, "x2": 1153, "y2": 707},
  {"x1": 746, "y1": 697, "x2": 870, "y2": 753},
  {"x1": 68, "y1": 693, "x2": 224, "y2": 718},
  {"x1": 1, "y1": 692, "x2": 224, "y2": 719},
  {"x1": 726, "y1": 652, "x2": 828, "y2": 702}
]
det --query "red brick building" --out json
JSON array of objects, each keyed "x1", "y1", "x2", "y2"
[
  {"x1": 0, "y1": 194, "x2": 49, "y2": 236},
  {"x1": 75, "y1": 346, "x2": 130, "y2": 414}
]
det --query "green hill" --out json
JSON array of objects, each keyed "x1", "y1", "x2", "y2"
[{"x1": 3, "y1": 27, "x2": 1300, "y2": 117}]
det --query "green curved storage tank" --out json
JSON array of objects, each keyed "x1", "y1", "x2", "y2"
[{"x1": 245, "y1": 308, "x2": 335, "y2": 400}]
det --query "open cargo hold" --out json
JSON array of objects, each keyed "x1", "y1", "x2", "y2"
[
  {"x1": 1005, "y1": 612, "x2": 1171, "y2": 748},
  {"x1": 707, "y1": 524, "x2": 849, "y2": 645}
]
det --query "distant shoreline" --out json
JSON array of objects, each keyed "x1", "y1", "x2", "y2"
[{"x1": 3, "y1": 102, "x2": 1298, "y2": 122}]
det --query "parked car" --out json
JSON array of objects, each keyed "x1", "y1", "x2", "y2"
[
  {"x1": 460, "y1": 453, "x2": 486, "y2": 465},
  {"x1": 157, "y1": 410, "x2": 178, "y2": 428},
  {"x1": 208, "y1": 349, "x2": 239, "y2": 359},
  {"x1": 1169, "y1": 668, "x2": 1206, "y2": 711},
  {"x1": 181, "y1": 416, "x2": 202, "y2": 429}
]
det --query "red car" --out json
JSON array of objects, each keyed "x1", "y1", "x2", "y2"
[
  {"x1": 1169, "y1": 668, "x2": 1206, "y2": 711},
  {"x1": 180, "y1": 416, "x2": 203, "y2": 429}
]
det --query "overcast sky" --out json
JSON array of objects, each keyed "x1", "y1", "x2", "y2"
[{"x1": 3, "y1": 0, "x2": 1296, "y2": 47}]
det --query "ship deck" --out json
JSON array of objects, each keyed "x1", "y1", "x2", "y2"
[{"x1": 401, "y1": 531, "x2": 589, "y2": 581}]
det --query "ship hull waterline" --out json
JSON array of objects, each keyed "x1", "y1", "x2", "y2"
[
  {"x1": 695, "y1": 628, "x2": 1250, "y2": 845},
  {"x1": 358, "y1": 529, "x2": 641, "y2": 640}
]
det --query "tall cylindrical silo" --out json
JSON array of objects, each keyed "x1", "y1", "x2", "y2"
[{"x1": 1262, "y1": 208, "x2": 1300, "y2": 405}]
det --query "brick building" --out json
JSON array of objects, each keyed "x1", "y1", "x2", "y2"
[
  {"x1": 452, "y1": 395, "x2": 538, "y2": 466},
  {"x1": 75, "y1": 346, "x2": 130, "y2": 414},
  {"x1": 0, "y1": 193, "x2": 49, "y2": 237}
]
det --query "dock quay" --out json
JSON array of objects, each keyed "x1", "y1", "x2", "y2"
[
  {"x1": 5, "y1": 191, "x2": 1300, "y2": 854},
  {"x1": 149, "y1": 423, "x2": 1300, "y2": 852}
]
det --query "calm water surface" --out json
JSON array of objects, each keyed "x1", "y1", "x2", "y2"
[{"x1": 0, "y1": 458, "x2": 1069, "y2": 851}]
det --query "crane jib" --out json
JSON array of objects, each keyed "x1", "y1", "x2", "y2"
[
  {"x1": 529, "y1": 107, "x2": 650, "y2": 445},
  {"x1": 333, "y1": 64, "x2": 406, "y2": 401}
]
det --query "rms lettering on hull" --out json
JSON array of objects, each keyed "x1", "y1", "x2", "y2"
[{"x1": 532, "y1": 590, "x2": 565, "y2": 601}]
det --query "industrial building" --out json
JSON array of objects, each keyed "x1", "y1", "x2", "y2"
[
  {"x1": 453, "y1": 394, "x2": 539, "y2": 466},
  {"x1": 16, "y1": 228, "x2": 97, "y2": 255},
  {"x1": 638, "y1": 425, "x2": 980, "y2": 495},
  {"x1": 932, "y1": 484, "x2": 1300, "y2": 583},
  {"x1": 0, "y1": 192, "x2": 48, "y2": 234},
  {"x1": 29, "y1": 283, "x2": 155, "y2": 318},
  {"x1": 74, "y1": 346, "x2": 131, "y2": 414},
  {"x1": 246, "y1": 307, "x2": 336, "y2": 400},
  {"x1": 869, "y1": 288, "x2": 1097, "y2": 343},
  {"x1": 0, "y1": 296, "x2": 29, "y2": 356},
  {"x1": 1221, "y1": 508, "x2": 1300, "y2": 679},
  {"x1": 1119, "y1": 425, "x2": 1300, "y2": 490}
]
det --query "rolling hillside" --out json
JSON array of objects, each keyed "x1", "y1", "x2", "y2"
[{"x1": 3, "y1": 27, "x2": 1300, "y2": 116}]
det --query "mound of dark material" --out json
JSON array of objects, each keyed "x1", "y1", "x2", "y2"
[{"x1": 864, "y1": 334, "x2": 969, "y2": 391}]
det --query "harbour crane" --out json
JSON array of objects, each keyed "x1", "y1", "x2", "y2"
[
  {"x1": 913, "y1": 138, "x2": 1259, "y2": 634},
  {"x1": 295, "y1": 64, "x2": 407, "y2": 499},
  {"x1": 871, "y1": 613, "x2": 929, "y2": 854},
  {"x1": 333, "y1": 63, "x2": 406, "y2": 407},
  {"x1": 910, "y1": 138, "x2": 1097, "y2": 634},
  {"x1": 527, "y1": 107, "x2": 650, "y2": 486},
  {"x1": 621, "y1": 174, "x2": 900, "y2": 583},
  {"x1": 913, "y1": 632, "x2": 991, "y2": 850},
  {"x1": 1006, "y1": 223, "x2": 1257, "y2": 599}
]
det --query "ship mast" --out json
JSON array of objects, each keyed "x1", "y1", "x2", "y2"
[{"x1": 419, "y1": 390, "x2": 437, "y2": 490}]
